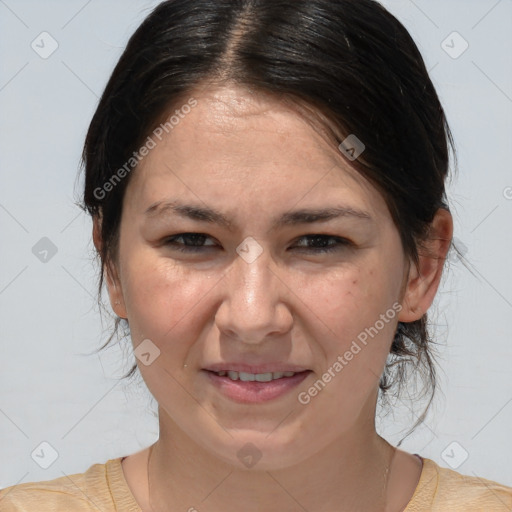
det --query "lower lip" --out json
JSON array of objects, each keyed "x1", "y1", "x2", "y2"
[{"x1": 203, "y1": 370, "x2": 312, "y2": 404}]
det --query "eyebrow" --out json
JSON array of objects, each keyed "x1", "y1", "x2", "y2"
[{"x1": 144, "y1": 200, "x2": 373, "y2": 231}]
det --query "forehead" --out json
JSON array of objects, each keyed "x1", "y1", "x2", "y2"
[{"x1": 124, "y1": 84, "x2": 389, "y2": 222}]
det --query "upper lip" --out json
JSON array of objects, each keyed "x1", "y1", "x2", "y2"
[{"x1": 204, "y1": 362, "x2": 311, "y2": 374}]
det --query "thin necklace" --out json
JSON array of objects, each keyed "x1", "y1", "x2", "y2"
[
  {"x1": 382, "y1": 445, "x2": 396, "y2": 512},
  {"x1": 146, "y1": 443, "x2": 396, "y2": 512},
  {"x1": 146, "y1": 444, "x2": 155, "y2": 512}
]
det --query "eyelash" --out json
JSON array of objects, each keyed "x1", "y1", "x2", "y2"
[{"x1": 163, "y1": 233, "x2": 353, "y2": 254}]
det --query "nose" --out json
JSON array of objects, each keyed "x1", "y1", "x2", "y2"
[{"x1": 214, "y1": 245, "x2": 293, "y2": 345}]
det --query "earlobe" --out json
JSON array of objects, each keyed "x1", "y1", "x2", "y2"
[
  {"x1": 93, "y1": 215, "x2": 128, "y2": 319},
  {"x1": 105, "y1": 260, "x2": 128, "y2": 319},
  {"x1": 398, "y1": 263, "x2": 423, "y2": 322},
  {"x1": 397, "y1": 208, "x2": 453, "y2": 323}
]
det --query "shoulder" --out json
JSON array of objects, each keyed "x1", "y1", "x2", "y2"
[
  {"x1": 405, "y1": 457, "x2": 512, "y2": 511},
  {"x1": 0, "y1": 458, "x2": 124, "y2": 512}
]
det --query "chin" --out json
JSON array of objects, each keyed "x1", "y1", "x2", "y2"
[{"x1": 204, "y1": 431, "x2": 315, "y2": 472}]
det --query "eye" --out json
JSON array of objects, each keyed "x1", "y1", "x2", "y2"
[
  {"x1": 164, "y1": 233, "x2": 217, "y2": 253},
  {"x1": 292, "y1": 235, "x2": 353, "y2": 253},
  {"x1": 163, "y1": 233, "x2": 352, "y2": 254}
]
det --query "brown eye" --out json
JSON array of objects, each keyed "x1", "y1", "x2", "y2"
[
  {"x1": 163, "y1": 233, "x2": 353, "y2": 254},
  {"x1": 164, "y1": 233, "x2": 217, "y2": 253},
  {"x1": 292, "y1": 235, "x2": 353, "y2": 253}
]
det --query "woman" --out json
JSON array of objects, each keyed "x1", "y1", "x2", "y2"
[{"x1": 1, "y1": 0, "x2": 511, "y2": 510}]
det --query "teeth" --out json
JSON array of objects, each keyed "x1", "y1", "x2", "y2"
[
  {"x1": 216, "y1": 370, "x2": 297, "y2": 381},
  {"x1": 254, "y1": 373, "x2": 272, "y2": 382}
]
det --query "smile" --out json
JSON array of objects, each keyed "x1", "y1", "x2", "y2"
[
  {"x1": 214, "y1": 370, "x2": 297, "y2": 382},
  {"x1": 204, "y1": 369, "x2": 312, "y2": 403}
]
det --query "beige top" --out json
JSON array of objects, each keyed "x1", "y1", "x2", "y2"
[{"x1": 1, "y1": 455, "x2": 511, "y2": 511}]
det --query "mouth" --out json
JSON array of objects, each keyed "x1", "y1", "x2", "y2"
[
  {"x1": 202, "y1": 368, "x2": 312, "y2": 403},
  {"x1": 211, "y1": 370, "x2": 299, "y2": 382}
]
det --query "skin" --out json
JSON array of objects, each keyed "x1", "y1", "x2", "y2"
[{"x1": 93, "y1": 83, "x2": 453, "y2": 512}]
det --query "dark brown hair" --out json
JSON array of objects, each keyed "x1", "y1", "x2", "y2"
[{"x1": 80, "y1": 0, "x2": 456, "y2": 434}]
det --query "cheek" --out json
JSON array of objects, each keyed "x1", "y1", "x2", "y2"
[
  {"x1": 306, "y1": 265, "x2": 395, "y2": 334},
  {"x1": 121, "y1": 254, "x2": 207, "y2": 342},
  {"x1": 304, "y1": 264, "x2": 400, "y2": 380}
]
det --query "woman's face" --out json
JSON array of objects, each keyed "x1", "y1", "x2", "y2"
[{"x1": 107, "y1": 84, "x2": 412, "y2": 469}]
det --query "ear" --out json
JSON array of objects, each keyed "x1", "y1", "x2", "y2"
[
  {"x1": 92, "y1": 216, "x2": 128, "y2": 319},
  {"x1": 398, "y1": 208, "x2": 453, "y2": 322}
]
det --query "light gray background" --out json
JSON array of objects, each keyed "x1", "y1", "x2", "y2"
[{"x1": 1, "y1": 0, "x2": 511, "y2": 490}]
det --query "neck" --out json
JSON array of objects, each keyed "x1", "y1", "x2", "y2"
[{"x1": 146, "y1": 408, "x2": 396, "y2": 512}]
